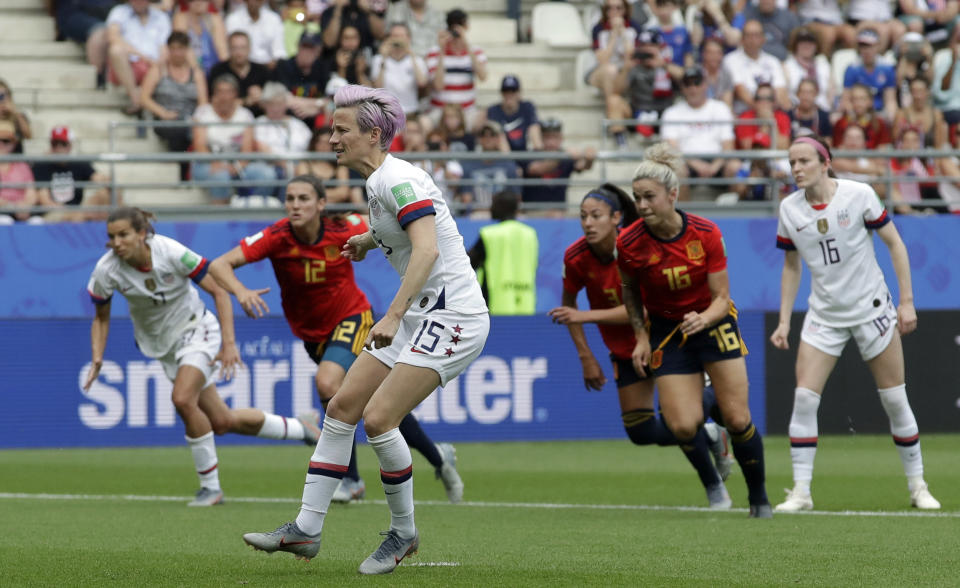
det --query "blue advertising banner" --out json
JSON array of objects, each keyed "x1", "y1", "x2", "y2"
[
  {"x1": 0, "y1": 215, "x2": 957, "y2": 319},
  {"x1": 0, "y1": 313, "x2": 766, "y2": 448}
]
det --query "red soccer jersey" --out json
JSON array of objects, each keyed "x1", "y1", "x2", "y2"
[
  {"x1": 562, "y1": 236, "x2": 636, "y2": 360},
  {"x1": 240, "y1": 215, "x2": 371, "y2": 341},
  {"x1": 616, "y1": 211, "x2": 727, "y2": 321}
]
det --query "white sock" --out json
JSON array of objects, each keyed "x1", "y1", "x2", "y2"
[
  {"x1": 295, "y1": 416, "x2": 355, "y2": 536},
  {"x1": 368, "y1": 428, "x2": 415, "y2": 538},
  {"x1": 878, "y1": 384, "x2": 924, "y2": 483},
  {"x1": 257, "y1": 413, "x2": 306, "y2": 440},
  {"x1": 788, "y1": 387, "x2": 821, "y2": 493},
  {"x1": 186, "y1": 431, "x2": 220, "y2": 491}
]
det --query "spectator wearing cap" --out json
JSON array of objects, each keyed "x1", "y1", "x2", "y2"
[
  {"x1": 55, "y1": 0, "x2": 114, "y2": 88},
  {"x1": 842, "y1": 28, "x2": 898, "y2": 121},
  {"x1": 255, "y1": 82, "x2": 313, "y2": 181},
  {"x1": 789, "y1": 78, "x2": 834, "y2": 141},
  {"x1": 385, "y1": 0, "x2": 446, "y2": 58},
  {"x1": 209, "y1": 31, "x2": 271, "y2": 115},
  {"x1": 272, "y1": 31, "x2": 332, "y2": 124},
  {"x1": 456, "y1": 120, "x2": 519, "y2": 214},
  {"x1": 480, "y1": 75, "x2": 542, "y2": 152},
  {"x1": 742, "y1": 0, "x2": 799, "y2": 61},
  {"x1": 845, "y1": 0, "x2": 906, "y2": 51},
  {"x1": 647, "y1": 0, "x2": 693, "y2": 67},
  {"x1": 320, "y1": 0, "x2": 385, "y2": 55},
  {"x1": 723, "y1": 20, "x2": 791, "y2": 115},
  {"x1": 141, "y1": 31, "x2": 209, "y2": 155},
  {"x1": 372, "y1": 23, "x2": 428, "y2": 116},
  {"x1": 426, "y1": 9, "x2": 488, "y2": 128},
  {"x1": 660, "y1": 66, "x2": 741, "y2": 198},
  {"x1": 522, "y1": 118, "x2": 596, "y2": 214},
  {"x1": 792, "y1": 0, "x2": 855, "y2": 55},
  {"x1": 32, "y1": 126, "x2": 113, "y2": 222},
  {"x1": 225, "y1": 0, "x2": 287, "y2": 68},
  {"x1": 106, "y1": 0, "x2": 172, "y2": 114},
  {"x1": 783, "y1": 27, "x2": 835, "y2": 112},
  {"x1": 588, "y1": 0, "x2": 647, "y2": 146},
  {"x1": 610, "y1": 29, "x2": 682, "y2": 139},
  {"x1": 898, "y1": 0, "x2": 960, "y2": 45}
]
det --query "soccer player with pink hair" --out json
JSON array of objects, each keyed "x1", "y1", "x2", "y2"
[{"x1": 242, "y1": 85, "x2": 489, "y2": 575}]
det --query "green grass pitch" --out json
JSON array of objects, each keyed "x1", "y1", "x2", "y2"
[{"x1": 1, "y1": 434, "x2": 957, "y2": 587}]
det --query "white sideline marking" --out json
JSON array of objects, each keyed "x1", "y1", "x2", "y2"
[
  {"x1": 0, "y1": 492, "x2": 955, "y2": 518},
  {"x1": 401, "y1": 562, "x2": 461, "y2": 567}
]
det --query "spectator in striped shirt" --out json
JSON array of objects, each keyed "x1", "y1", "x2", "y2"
[{"x1": 425, "y1": 8, "x2": 488, "y2": 130}]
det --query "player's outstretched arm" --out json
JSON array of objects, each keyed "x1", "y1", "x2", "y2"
[
  {"x1": 84, "y1": 301, "x2": 112, "y2": 391},
  {"x1": 876, "y1": 222, "x2": 917, "y2": 335},
  {"x1": 550, "y1": 290, "x2": 606, "y2": 390},
  {"x1": 198, "y1": 273, "x2": 241, "y2": 381},
  {"x1": 771, "y1": 250, "x2": 802, "y2": 350},
  {"x1": 209, "y1": 246, "x2": 271, "y2": 318}
]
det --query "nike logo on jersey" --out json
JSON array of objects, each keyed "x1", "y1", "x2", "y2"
[
  {"x1": 795, "y1": 224, "x2": 809, "y2": 231},
  {"x1": 502, "y1": 118, "x2": 524, "y2": 132},
  {"x1": 119, "y1": 286, "x2": 133, "y2": 293}
]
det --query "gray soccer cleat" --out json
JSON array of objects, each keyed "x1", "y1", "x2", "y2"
[
  {"x1": 331, "y1": 477, "x2": 366, "y2": 503},
  {"x1": 296, "y1": 410, "x2": 321, "y2": 445},
  {"x1": 704, "y1": 422, "x2": 735, "y2": 481},
  {"x1": 706, "y1": 482, "x2": 733, "y2": 509},
  {"x1": 242, "y1": 521, "x2": 321, "y2": 561},
  {"x1": 357, "y1": 529, "x2": 419, "y2": 575},
  {"x1": 749, "y1": 503, "x2": 774, "y2": 519},
  {"x1": 435, "y1": 443, "x2": 464, "y2": 504},
  {"x1": 187, "y1": 487, "x2": 224, "y2": 507}
]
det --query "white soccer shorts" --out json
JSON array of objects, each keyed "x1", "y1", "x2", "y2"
[
  {"x1": 800, "y1": 299, "x2": 898, "y2": 361},
  {"x1": 364, "y1": 309, "x2": 490, "y2": 386},
  {"x1": 156, "y1": 310, "x2": 222, "y2": 389}
]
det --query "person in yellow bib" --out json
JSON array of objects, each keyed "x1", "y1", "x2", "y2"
[{"x1": 467, "y1": 190, "x2": 539, "y2": 315}]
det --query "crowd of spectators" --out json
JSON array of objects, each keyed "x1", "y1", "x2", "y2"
[{"x1": 3, "y1": 0, "x2": 958, "y2": 222}]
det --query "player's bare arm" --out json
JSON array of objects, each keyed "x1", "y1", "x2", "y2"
[
  {"x1": 83, "y1": 301, "x2": 112, "y2": 391},
  {"x1": 876, "y1": 222, "x2": 917, "y2": 335},
  {"x1": 619, "y1": 268, "x2": 650, "y2": 377},
  {"x1": 342, "y1": 230, "x2": 377, "y2": 262},
  {"x1": 681, "y1": 269, "x2": 731, "y2": 336},
  {"x1": 365, "y1": 216, "x2": 439, "y2": 349},
  {"x1": 771, "y1": 250, "x2": 802, "y2": 350},
  {"x1": 552, "y1": 290, "x2": 606, "y2": 390},
  {"x1": 209, "y1": 247, "x2": 271, "y2": 318},
  {"x1": 198, "y1": 273, "x2": 241, "y2": 381}
]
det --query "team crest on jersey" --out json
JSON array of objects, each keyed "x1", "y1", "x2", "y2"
[
  {"x1": 648, "y1": 253, "x2": 661, "y2": 265},
  {"x1": 817, "y1": 218, "x2": 829, "y2": 234},
  {"x1": 650, "y1": 350, "x2": 663, "y2": 370},
  {"x1": 685, "y1": 240, "x2": 705, "y2": 261},
  {"x1": 837, "y1": 209, "x2": 851, "y2": 228},
  {"x1": 324, "y1": 245, "x2": 340, "y2": 260},
  {"x1": 145, "y1": 278, "x2": 157, "y2": 291},
  {"x1": 289, "y1": 246, "x2": 301, "y2": 257},
  {"x1": 369, "y1": 197, "x2": 382, "y2": 218}
]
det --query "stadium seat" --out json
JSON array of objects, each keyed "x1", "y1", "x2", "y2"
[
  {"x1": 532, "y1": 2, "x2": 590, "y2": 48},
  {"x1": 582, "y1": 3, "x2": 601, "y2": 39},
  {"x1": 831, "y1": 48, "x2": 857, "y2": 92},
  {"x1": 574, "y1": 49, "x2": 600, "y2": 94}
]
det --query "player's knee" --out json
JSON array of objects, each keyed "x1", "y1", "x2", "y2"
[
  {"x1": 315, "y1": 374, "x2": 339, "y2": 402},
  {"x1": 669, "y1": 421, "x2": 699, "y2": 442},
  {"x1": 722, "y1": 411, "x2": 751, "y2": 433},
  {"x1": 362, "y1": 408, "x2": 398, "y2": 438},
  {"x1": 208, "y1": 414, "x2": 232, "y2": 436},
  {"x1": 170, "y1": 389, "x2": 197, "y2": 414}
]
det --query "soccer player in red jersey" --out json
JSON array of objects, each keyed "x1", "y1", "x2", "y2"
[
  {"x1": 616, "y1": 143, "x2": 772, "y2": 518},
  {"x1": 209, "y1": 175, "x2": 463, "y2": 504},
  {"x1": 549, "y1": 184, "x2": 734, "y2": 509}
]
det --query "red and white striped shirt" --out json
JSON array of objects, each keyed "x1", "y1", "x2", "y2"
[{"x1": 425, "y1": 44, "x2": 487, "y2": 109}]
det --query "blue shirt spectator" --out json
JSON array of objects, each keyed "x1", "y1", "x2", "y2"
[
  {"x1": 485, "y1": 75, "x2": 541, "y2": 152},
  {"x1": 843, "y1": 28, "x2": 897, "y2": 116}
]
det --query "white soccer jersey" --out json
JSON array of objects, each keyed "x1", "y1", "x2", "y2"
[
  {"x1": 365, "y1": 154, "x2": 487, "y2": 315},
  {"x1": 87, "y1": 234, "x2": 210, "y2": 358},
  {"x1": 776, "y1": 179, "x2": 892, "y2": 326}
]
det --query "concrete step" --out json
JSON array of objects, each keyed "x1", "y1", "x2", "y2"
[
  {"x1": 0, "y1": 14, "x2": 56, "y2": 40},
  {"x1": 0, "y1": 41, "x2": 84, "y2": 60},
  {"x1": 18, "y1": 88, "x2": 129, "y2": 111},
  {"x1": 109, "y1": 162, "x2": 183, "y2": 184},
  {"x1": 122, "y1": 187, "x2": 210, "y2": 207},
  {"x1": 483, "y1": 43, "x2": 581, "y2": 62},
  {"x1": 431, "y1": 0, "x2": 507, "y2": 17},
  {"x1": 478, "y1": 61, "x2": 565, "y2": 92},
  {"x1": 27, "y1": 108, "x2": 140, "y2": 141},
  {"x1": 470, "y1": 17, "x2": 518, "y2": 45},
  {"x1": 476, "y1": 89, "x2": 602, "y2": 109},
  {"x1": 2, "y1": 61, "x2": 97, "y2": 90},
  {"x1": 23, "y1": 136, "x2": 167, "y2": 155}
]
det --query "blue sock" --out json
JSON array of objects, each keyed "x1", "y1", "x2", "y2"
[
  {"x1": 677, "y1": 428, "x2": 722, "y2": 489},
  {"x1": 622, "y1": 409, "x2": 677, "y2": 446},
  {"x1": 729, "y1": 422, "x2": 768, "y2": 505},
  {"x1": 399, "y1": 413, "x2": 442, "y2": 469}
]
